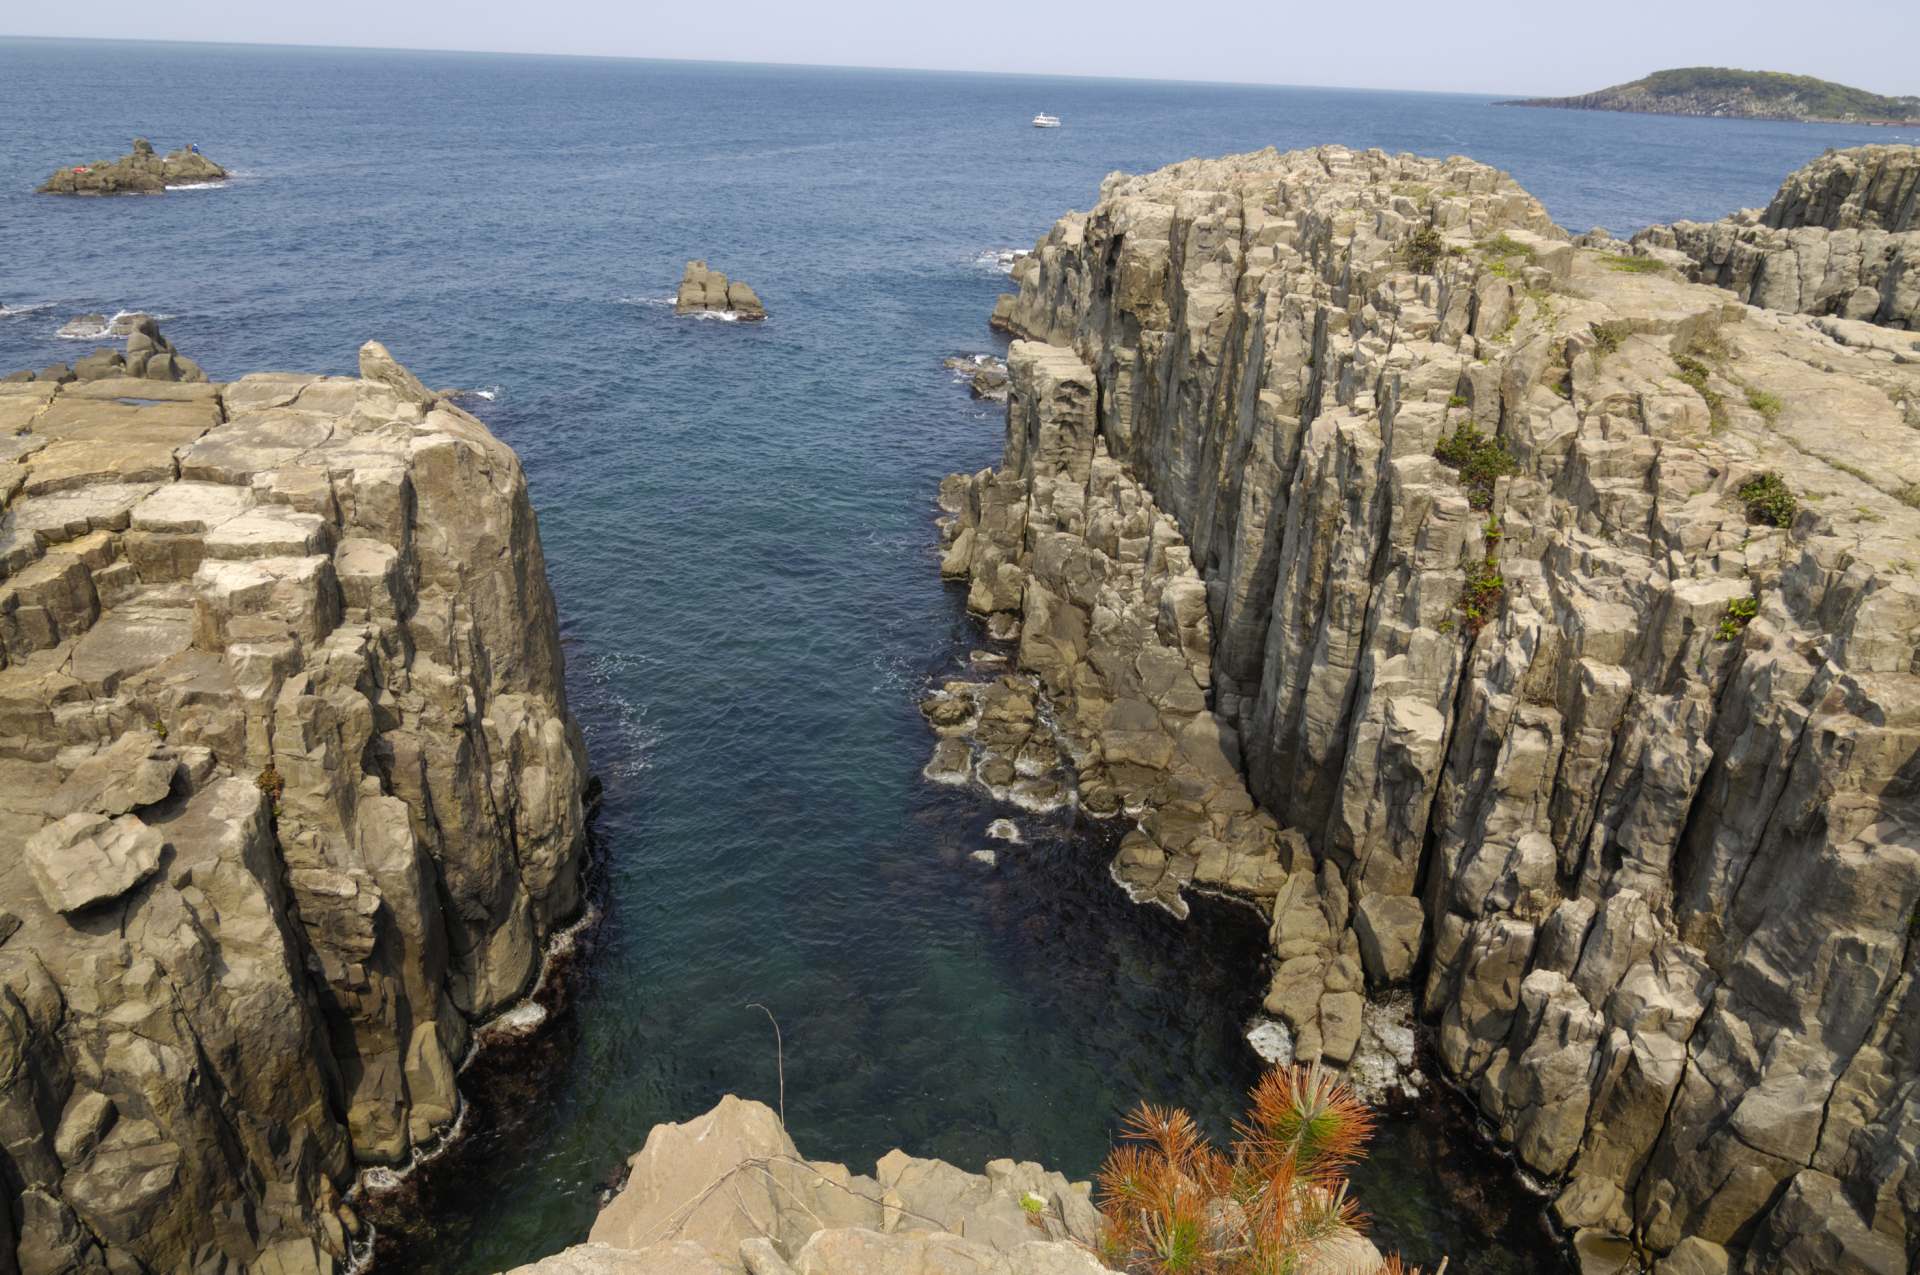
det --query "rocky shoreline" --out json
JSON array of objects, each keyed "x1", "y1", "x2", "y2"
[
  {"x1": 0, "y1": 338, "x2": 590, "y2": 1273},
  {"x1": 933, "y1": 145, "x2": 1920, "y2": 1274}
]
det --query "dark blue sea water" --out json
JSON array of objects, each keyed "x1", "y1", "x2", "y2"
[{"x1": 4, "y1": 37, "x2": 1908, "y2": 1274}]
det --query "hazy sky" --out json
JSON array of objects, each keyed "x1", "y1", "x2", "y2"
[{"x1": 6, "y1": 1, "x2": 1918, "y2": 97}]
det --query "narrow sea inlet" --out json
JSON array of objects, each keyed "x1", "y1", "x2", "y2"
[{"x1": 2, "y1": 39, "x2": 1906, "y2": 1273}]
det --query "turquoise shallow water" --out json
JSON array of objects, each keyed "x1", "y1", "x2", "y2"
[{"x1": 4, "y1": 38, "x2": 1910, "y2": 1273}]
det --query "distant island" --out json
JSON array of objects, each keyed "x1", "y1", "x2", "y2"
[{"x1": 1500, "y1": 67, "x2": 1920, "y2": 125}]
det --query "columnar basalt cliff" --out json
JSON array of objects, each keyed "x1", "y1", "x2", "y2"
[
  {"x1": 0, "y1": 342, "x2": 590, "y2": 1273},
  {"x1": 1635, "y1": 145, "x2": 1920, "y2": 330},
  {"x1": 936, "y1": 146, "x2": 1920, "y2": 1272}
]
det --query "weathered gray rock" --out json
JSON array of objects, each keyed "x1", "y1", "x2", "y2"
[
  {"x1": 0, "y1": 344, "x2": 589, "y2": 1272},
  {"x1": 675, "y1": 260, "x2": 767, "y2": 320},
  {"x1": 38, "y1": 137, "x2": 228, "y2": 195},
  {"x1": 936, "y1": 145, "x2": 1920, "y2": 1271},
  {"x1": 1637, "y1": 145, "x2": 1920, "y2": 329}
]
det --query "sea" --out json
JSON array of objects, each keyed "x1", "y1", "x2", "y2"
[{"x1": 3, "y1": 37, "x2": 1908, "y2": 1274}]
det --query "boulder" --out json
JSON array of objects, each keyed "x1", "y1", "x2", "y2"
[
  {"x1": 1352, "y1": 893, "x2": 1425, "y2": 985},
  {"x1": 24, "y1": 812, "x2": 165, "y2": 913}
]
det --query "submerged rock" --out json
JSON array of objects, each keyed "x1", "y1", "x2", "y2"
[
  {"x1": 935, "y1": 143, "x2": 1920, "y2": 1269},
  {"x1": 944, "y1": 353, "x2": 1011, "y2": 401},
  {"x1": 0, "y1": 343, "x2": 590, "y2": 1272},
  {"x1": 38, "y1": 136, "x2": 228, "y2": 195},
  {"x1": 674, "y1": 259, "x2": 767, "y2": 320}
]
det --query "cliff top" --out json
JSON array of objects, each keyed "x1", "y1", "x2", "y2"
[{"x1": 1501, "y1": 66, "x2": 1920, "y2": 123}]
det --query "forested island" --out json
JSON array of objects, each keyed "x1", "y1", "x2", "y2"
[{"x1": 1501, "y1": 66, "x2": 1920, "y2": 124}]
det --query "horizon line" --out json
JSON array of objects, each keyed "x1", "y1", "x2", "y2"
[{"x1": 0, "y1": 32, "x2": 1531, "y2": 98}]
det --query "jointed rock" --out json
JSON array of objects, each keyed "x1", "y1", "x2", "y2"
[
  {"x1": 675, "y1": 260, "x2": 767, "y2": 320},
  {"x1": 938, "y1": 145, "x2": 1920, "y2": 1272},
  {"x1": 0, "y1": 343, "x2": 589, "y2": 1272}
]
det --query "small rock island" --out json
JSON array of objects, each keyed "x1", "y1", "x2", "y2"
[
  {"x1": 674, "y1": 260, "x2": 766, "y2": 320},
  {"x1": 37, "y1": 137, "x2": 227, "y2": 195}
]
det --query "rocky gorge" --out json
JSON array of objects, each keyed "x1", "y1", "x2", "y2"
[
  {"x1": 0, "y1": 336, "x2": 590, "y2": 1273},
  {"x1": 934, "y1": 145, "x2": 1920, "y2": 1273}
]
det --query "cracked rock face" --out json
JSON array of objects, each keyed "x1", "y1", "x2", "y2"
[
  {"x1": 1636, "y1": 144, "x2": 1920, "y2": 330},
  {"x1": 936, "y1": 145, "x2": 1920, "y2": 1272},
  {"x1": 0, "y1": 342, "x2": 589, "y2": 1273}
]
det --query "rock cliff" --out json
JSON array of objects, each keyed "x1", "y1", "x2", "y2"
[
  {"x1": 937, "y1": 146, "x2": 1920, "y2": 1272},
  {"x1": 507, "y1": 1095, "x2": 1109, "y2": 1275},
  {"x1": 1635, "y1": 145, "x2": 1920, "y2": 330},
  {"x1": 37, "y1": 138, "x2": 227, "y2": 196},
  {"x1": 0, "y1": 343, "x2": 590, "y2": 1273}
]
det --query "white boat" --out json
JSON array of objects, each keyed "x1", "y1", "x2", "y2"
[{"x1": 1031, "y1": 113, "x2": 1061, "y2": 128}]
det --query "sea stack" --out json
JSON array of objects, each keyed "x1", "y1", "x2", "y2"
[
  {"x1": 37, "y1": 137, "x2": 228, "y2": 195},
  {"x1": 0, "y1": 343, "x2": 589, "y2": 1273},
  {"x1": 936, "y1": 144, "x2": 1920, "y2": 1273},
  {"x1": 674, "y1": 259, "x2": 767, "y2": 320}
]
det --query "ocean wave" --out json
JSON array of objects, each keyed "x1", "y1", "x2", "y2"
[
  {"x1": 973, "y1": 248, "x2": 1029, "y2": 275},
  {"x1": 55, "y1": 309, "x2": 174, "y2": 340},
  {"x1": 447, "y1": 385, "x2": 502, "y2": 403},
  {"x1": 164, "y1": 181, "x2": 229, "y2": 191},
  {"x1": 616, "y1": 294, "x2": 678, "y2": 308},
  {"x1": 0, "y1": 302, "x2": 53, "y2": 319}
]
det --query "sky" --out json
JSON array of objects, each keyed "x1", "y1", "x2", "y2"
[{"x1": 4, "y1": 1, "x2": 1918, "y2": 97}]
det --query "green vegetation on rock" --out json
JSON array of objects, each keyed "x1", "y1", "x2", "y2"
[
  {"x1": 1739, "y1": 471, "x2": 1799, "y2": 527},
  {"x1": 1436, "y1": 422, "x2": 1518, "y2": 509}
]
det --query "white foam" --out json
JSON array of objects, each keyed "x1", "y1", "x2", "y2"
[
  {"x1": 164, "y1": 181, "x2": 228, "y2": 191},
  {"x1": 0, "y1": 302, "x2": 53, "y2": 319},
  {"x1": 974, "y1": 248, "x2": 1030, "y2": 275}
]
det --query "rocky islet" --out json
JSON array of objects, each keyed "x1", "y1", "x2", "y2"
[
  {"x1": 674, "y1": 260, "x2": 767, "y2": 321},
  {"x1": 37, "y1": 138, "x2": 227, "y2": 196},
  {"x1": 935, "y1": 144, "x2": 1920, "y2": 1273}
]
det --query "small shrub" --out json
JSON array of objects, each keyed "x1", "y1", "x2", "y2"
[
  {"x1": 151, "y1": 720, "x2": 168, "y2": 741},
  {"x1": 1447, "y1": 393, "x2": 1468, "y2": 409},
  {"x1": 1591, "y1": 321, "x2": 1629, "y2": 359},
  {"x1": 1460, "y1": 518, "x2": 1507, "y2": 638},
  {"x1": 1716, "y1": 596, "x2": 1760, "y2": 641},
  {"x1": 1745, "y1": 387, "x2": 1784, "y2": 424},
  {"x1": 1020, "y1": 1191, "x2": 1046, "y2": 1218},
  {"x1": 1435, "y1": 423, "x2": 1518, "y2": 510},
  {"x1": 1096, "y1": 1065, "x2": 1434, "y2": 1275},
  {"x1": 1603, "y1": 254, "x2": 1665, "y2": 274},
  {"x1": 1674, "y1": 355, "x2": 1728, "y2": 429},
  {"x1": 1739, "y1": 472, "x2": 1798, "y2": 527},
  {"x1": 1479, "y1": 233, "x2": 1536, "y2": 262},
  {"x1": 256, "y1": 764, "x2": 285, "y2": 815},
  {"x1": 1405, "y1": 226, "x2": 1446, "y2": 274}
]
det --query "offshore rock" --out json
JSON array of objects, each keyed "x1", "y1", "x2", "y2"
[
  {"x1": 37, "y1": 137, "x2": 227, "y2": 195},
  {"x1": 0, "y1": 345, "x2": 589, "y2": 1272},
  {"x1": 1636, "y1": 145, "x2": 1920, "y2": 329},
  {"x1": 937, "y1": 145, "x2": 1920, "y2": 1270},
  {"x1": 506, "y1": 1095, "x2": 1105, "y2": 1274},
  {"x1": 675, "y1": 260, "x2": 767, "y2": 320}
]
